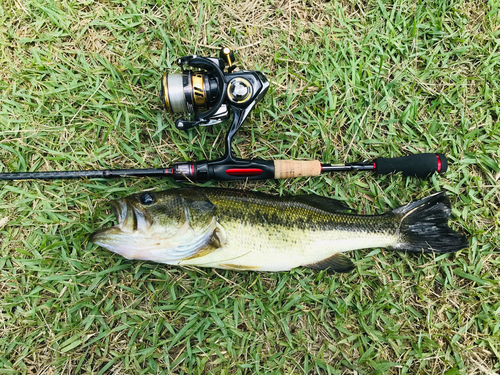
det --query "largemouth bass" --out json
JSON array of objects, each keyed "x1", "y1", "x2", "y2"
[{"x1": 90, "y1": 188, "x2": 468, "y2": 272}]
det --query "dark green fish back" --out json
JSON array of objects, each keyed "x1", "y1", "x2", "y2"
[{"x1": 198, "y1": 188, "x2": 399, "y2": 234}]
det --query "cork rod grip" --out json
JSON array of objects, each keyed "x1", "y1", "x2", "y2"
[{"x1": 274, "y1": 160, "x2": 322, "y2": 179}]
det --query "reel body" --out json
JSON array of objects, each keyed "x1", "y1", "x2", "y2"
[{"x1": 160, "y1": 48, "x2": 269, "y2": 132}]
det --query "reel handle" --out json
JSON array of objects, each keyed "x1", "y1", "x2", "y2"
[{"x1": 374, "y1": 153, "x2": 447, "y2": 178}]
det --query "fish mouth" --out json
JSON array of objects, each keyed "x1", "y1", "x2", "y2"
[
  {"x1": 111, "y1": 199, "x2": 128, "y2": 227},
  {"x1": 110, "y1": 199, "x2": 139, "y2": 231},
  {"x1": 90, "y1": 199, "x2": 142, "y2": 243}
]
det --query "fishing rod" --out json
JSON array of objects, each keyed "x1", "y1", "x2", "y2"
[
  {"x1": 0, "y1": 155, "x2": 447, "y2": 182},
  {"x1": 0, "y1": 48, "x2": 447, "y2": 183}
]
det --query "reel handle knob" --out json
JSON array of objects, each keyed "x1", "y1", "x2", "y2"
[
  {"x1": 219, "y1": 47, "x2": 236, "y2": 71},
  {"x1": 373, "y1": 153, "x2": 448, "y2": 178}
]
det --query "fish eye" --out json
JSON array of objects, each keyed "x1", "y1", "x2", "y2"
[{"x1": 139, "y1": 192, "x2": 156, "y2": 205}]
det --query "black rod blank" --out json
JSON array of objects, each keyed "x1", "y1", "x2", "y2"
[{"x1": 0, "y1": 169, "x2": 172, "y2": 181}]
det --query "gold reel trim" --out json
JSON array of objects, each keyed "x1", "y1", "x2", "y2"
[
  {"x1": 227, "y1": 77, "x2": 252, "y2": 103},
  {"x1": 192, "y1": 73, "x2": 206, "y2": 108}
]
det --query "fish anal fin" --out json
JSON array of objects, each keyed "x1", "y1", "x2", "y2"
[
  {"x1": 219, "y1": 264, "x2": 261, "y2": 271},
  {"x1": 305, "y1": 253, "x2": 355, "y2": 273}
]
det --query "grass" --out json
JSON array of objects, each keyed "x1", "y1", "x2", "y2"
[{"x1": 0, "y1": 0, "x2": 499, "y2": 373}]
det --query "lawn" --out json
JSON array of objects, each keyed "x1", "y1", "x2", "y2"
[{"x1": 1, "y1": 0, "x2": 499, "y2": 374}]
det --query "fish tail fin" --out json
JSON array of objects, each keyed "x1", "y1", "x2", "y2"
[{"x1": 390, "y1": 192, "x2": 468, "y2": 253}]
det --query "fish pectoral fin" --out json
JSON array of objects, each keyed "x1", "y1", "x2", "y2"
[
  {"x1": 181, "y1": 224, "x2": 225, "y2": 261},
  {"x1": 305, "y1": 253, "x2": 355, "y2": 273},
  {"x1": 210, "y1": 224, "x2": 226, "y2": 248}
]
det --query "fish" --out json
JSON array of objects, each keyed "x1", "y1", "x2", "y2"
[{"x1": 90, "y1": 188, "x2": 468, "y2": 273}]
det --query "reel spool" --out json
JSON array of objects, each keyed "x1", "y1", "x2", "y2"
[
  {"x1": 160, "y1": 47, "x2": 236, "y2": 116},
  {"x1": 160, "y1": 70, "x2": 221, "y2": 115}
]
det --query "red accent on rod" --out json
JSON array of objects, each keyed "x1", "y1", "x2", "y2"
[
  {"x1": 192, "y1": 164, "x2": 195, "y2": 177},
  {"x1": 436, "y1": 154, "x2": 442, "y2": 173},
  {"x1": 106, "y1": 170, "x2": 109, "y2": 177},
  {"x1": 373, "y1": 162, "x2": 376, "y2": 169},
  {"x1": 225, "y1": 168, "x2": 263, "y2": 177}
]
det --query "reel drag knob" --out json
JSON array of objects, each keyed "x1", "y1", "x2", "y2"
[{"x1": 227, "y1": 78, "x2": 252, "y2": 103}]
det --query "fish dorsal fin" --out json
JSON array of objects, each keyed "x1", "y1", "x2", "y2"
[
  {"x1": 289, "y1": 194, "x2": 351, "y2": 213},
  {"x1": 305, "y1": 253, "x2": 355, "y2": 273}
]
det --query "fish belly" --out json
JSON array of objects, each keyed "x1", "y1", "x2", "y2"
[{"x1": 178, "y1": 220, "x2": 399, "y2": 271}]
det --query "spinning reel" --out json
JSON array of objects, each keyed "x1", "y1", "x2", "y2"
[{"x1": 160, "y1": 47, "x2": 268, "y2": 131}]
